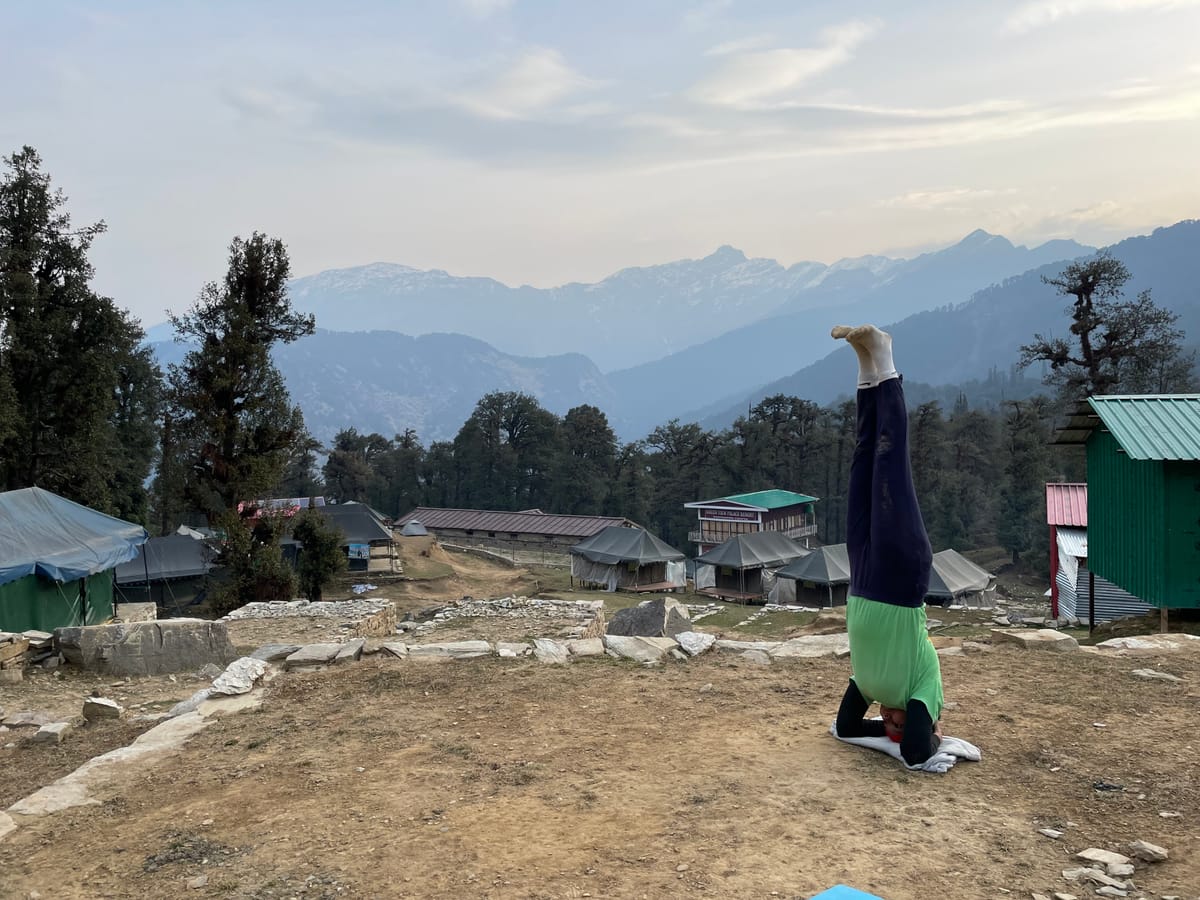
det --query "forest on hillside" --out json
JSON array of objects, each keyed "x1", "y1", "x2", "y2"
[{"x1": 2, "y1": 147, "x2": 1194, "y2": 605}]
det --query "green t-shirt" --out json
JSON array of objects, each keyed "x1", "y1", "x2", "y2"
[{"x1": 846, "y1": 594, "x2": 944, "y2": 720}]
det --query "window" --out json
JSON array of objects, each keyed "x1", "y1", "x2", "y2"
[
  {"x1": 510, "y1": 532, "x2": 519, "y2": 539},
  {"x1": 465, "y1": 530, "x2": 474, "y2": 536},
  {"x1": 488, "y1": 531, "x2": 496, "y2": 538}
]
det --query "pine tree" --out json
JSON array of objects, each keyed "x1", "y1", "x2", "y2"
[
  {"x1": 997, "y1": 400, "x2": 1052, "y2": 565},
  {"x1": 0, "y1": 146, "x2": 161, "y2": 516},
  {"x1": 292, "y1": 509, "x2": 347, "y2": 602}
]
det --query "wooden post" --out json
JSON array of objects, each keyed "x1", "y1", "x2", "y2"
[{"x1": 1088, "y1": 570, "x2": 1095, "y2": 634}]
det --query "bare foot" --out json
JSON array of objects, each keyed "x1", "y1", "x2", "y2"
[{"x1": 832, "y1": 324, "x2": 896, "y2": 384}]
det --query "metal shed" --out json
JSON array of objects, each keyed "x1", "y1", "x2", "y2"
[{"x1": 1055, "y1": 395, "x2": 1200, "y2": 610}]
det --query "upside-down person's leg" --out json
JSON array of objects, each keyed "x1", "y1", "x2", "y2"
[{"x1": 835, "y1": 679, "x2": 886, "y2": 739}]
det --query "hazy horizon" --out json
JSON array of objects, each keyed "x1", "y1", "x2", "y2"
[{"x1": 4, "y1": 0, "x2": 1199, "y2": 325}]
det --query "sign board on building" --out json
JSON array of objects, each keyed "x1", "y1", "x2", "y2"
[
  {"x1": 348, "y1": 544, "x2": 370, "y2": 560},
  {"x1": 698, "y1": 508, "x2": 759, "y2": 522}
]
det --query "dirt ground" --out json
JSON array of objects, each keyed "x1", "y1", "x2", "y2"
[
  {"x1": 2, "y1": 644, "x2": 1198, "y2": 900},
  {"x1": 3, "y1": 543, "x2": 1197, "y2": 899}
]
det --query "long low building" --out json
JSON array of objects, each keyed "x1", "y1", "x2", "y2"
[{"x1": 395, "y1": 507, "x2": 636, "y2": 554}]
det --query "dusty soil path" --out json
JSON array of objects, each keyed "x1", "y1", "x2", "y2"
[{"x1": 2, "y1": 646, "x2": 1197, "y2": 900}]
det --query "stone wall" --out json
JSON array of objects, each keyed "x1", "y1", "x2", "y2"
[
  {"x1": 55, "y1": 619, "x2": 237, "y2": 676},
  {"x1": 222, "y1": 599, "x2": 397, "y2": 639}
]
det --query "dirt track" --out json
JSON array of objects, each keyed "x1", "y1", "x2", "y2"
[{"x1": 2, "y1": 645, "x2": 1198, "y2": 900}]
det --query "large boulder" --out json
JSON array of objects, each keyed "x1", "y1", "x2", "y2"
[
  {"x1": 602, "y1": 635, "x2": 678, "y2": 665},
  {"x1": 55, "y1": 619, "x2": 237, "y2": 676},
  {"x1": 769, "y1": 633, "x2": 850, "y2": 659},
  {"x1": 606, "y1": 598, "x2": 692, "y2": 638}
]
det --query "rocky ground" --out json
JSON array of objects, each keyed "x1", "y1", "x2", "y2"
[{"x1": 2, "y1": 544, "x2": 1198, "y2": 899}]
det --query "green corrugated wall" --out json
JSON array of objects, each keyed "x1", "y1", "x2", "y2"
[
  {"x1": 0, "y1": 569, "x2": 115, "y2": 632},
  {"x1": 1087, "y1": 430, "x2": 1168, "y2": 606},
  {"x1": 1164, "y1": 461, "x2": 1200, "y2": 609}
]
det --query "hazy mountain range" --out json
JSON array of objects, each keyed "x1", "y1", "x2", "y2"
[{"x1": 145, "y1": 220, "x2": 1200, "y2": 445}]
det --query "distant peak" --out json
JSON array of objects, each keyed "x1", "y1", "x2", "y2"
[
  {"x1": 956, "y1": 229, "x2": 1013, "y2": 250},
  {"x1": 708, "y1": 245, "x2": 747, "y2": 263}
]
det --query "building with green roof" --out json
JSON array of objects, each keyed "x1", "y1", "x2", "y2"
[
  {"x1": 1055, "y1": 394, "x2": 1200, "y2": 611},
  {"x1": 684, "y1": 489, "x2": 819, "y2": 555}
]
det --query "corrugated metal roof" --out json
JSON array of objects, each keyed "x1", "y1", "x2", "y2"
[
  {"x1": 1046, "y1": 483, "x2": 1088, "y2": 526},
  {"x1": 686, "y1": 489, "x2": 819, "y2": 510},
  {"x1": 1088, "y1": 395, "x2": 1200, "y2": 461},
  {"x1": 395, "y1": 507, "x2": 631, "y2": 538}
]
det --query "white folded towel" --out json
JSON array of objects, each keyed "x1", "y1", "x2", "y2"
[{"x1": 830, "y1": 719, "x2": 981, "y2": 774}]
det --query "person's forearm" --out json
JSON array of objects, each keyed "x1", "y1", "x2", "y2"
[{"x1": 836, "y1": 679, "x2": 887, "y2": 738}]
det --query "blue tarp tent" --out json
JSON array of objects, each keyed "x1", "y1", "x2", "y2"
[{"x1": 0, "y1": 487, "x2": 148, "y2": 631}]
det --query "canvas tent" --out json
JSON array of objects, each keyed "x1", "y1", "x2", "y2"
[
  {"x1": 925, "y1": 550, "x2": 996, "y2": 607},
  {"x1": 400, "y1": 520, "x2": 429, "y2": 537},
  {"x1": 316, "y1": 503, "x2": 395, "y2": 572},
  {"x1": 114, "y1": 533, "x2": 220, "y2": 613},
  {"x1": 695, "y1": 531, "x2": 809, "y2": 600},
  {"x1": 773, "y1": 543, "x2": 852, "y2": 607},
  {"x1": 0, "y1": 487, "x2": 148, "y2": 631},
  {"x1": 570, "y1": 526, "x2": 686, "y2": 592}
]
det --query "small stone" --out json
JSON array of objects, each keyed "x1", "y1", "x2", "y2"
[
  {"x1": 83, "y1": 697, "x2": 125, "y2": 721},
  {"x1": 1031, "y1": 894, "x2": 1051, "y2": 900},
  {"x1": 1094, "y1": 887, "x2": 1127, "y2": 898},
  {"x1": 31, "y1": 722, "x2": 72, "y2": 744},
  {"x1": 1076, "y1": 848, "x2": 1132, "y2": 868},
  {"x1": 250, "y1": 643, "x2": 301, "y2": 661},
  {"x1": 1052, "y1": 894, "x2": 1078, "y2": 900},
  {"x1": 1127, "y1": 839, "x2": 1168, "y2": 862},
  {"x1": 200, "y1": 818, "x2": 214, "y2": 827},
  {"x1": 675, "y1": 863, "x2": 689, "y2": 872},
  {"x1": 1105, "y1": 862, "x2": 1134, "y2": 877},
  {"x1": 1130, "y1": 668, "x2": 1182, "y2": 682},
  {"x1": 187, "y1": 874, "x2": 208, "y2": 889},
  {"x1": 737, "y1": 649, "x2": 771, "y2": 666},
  {"x1": 197, "y1": 663, "x2": 223, "y2": 679},
  {"x1": 1038, "y1": 828, "x2": 1064, "y2": 839},
  {"x1": 675, "y1": 632, "x2": 716, "y2": 657},
  {"x1": 355, "y1": 766, "x2": 366, "y2": 773},
  {"x1": 1159, "y1": 811, "x2": 1180, "y2": 818}
]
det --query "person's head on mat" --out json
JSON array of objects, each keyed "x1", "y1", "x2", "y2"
[{"x1": 879, "y1": 705, "x2": 907, "y2": 742}]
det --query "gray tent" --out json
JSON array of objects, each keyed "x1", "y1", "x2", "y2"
[
  {"x1": 773, "y1": 543, "x2": 852, "y2": 607},
  {"x1": 926, "y1": 549, "x2": 995, "y2": 606},
  {"x1": 400, "y1": 520, "x2": 429, "y2": 537},
  {"x1": 695, "y1": 532, "x2": 809, "y2": 600},
  {"x1": 570, "y1": 526, "x2": 685, "y2": 592},
  {"x1": 114, "y1": 533, "x2": 220, "y2": 612}
]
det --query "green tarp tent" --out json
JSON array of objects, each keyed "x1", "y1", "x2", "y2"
[{"x1": 0, "y1": 487, "x2": 147, "y2": 632}]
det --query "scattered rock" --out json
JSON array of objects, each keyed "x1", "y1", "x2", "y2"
[
  {"x1": 407, "y1": 641, "x2": 492, "y2": 659},
  {"x1": 1094, "y1": 887, "x2": 1127, "y2": 898},
  {"x1": 1031, "y1": 893, "x2": 1051, "y2": 900},
  {"x1": 249, "y1": 643, "x2": 300, "y2": 662},
  {"x1": 333, "y1": 638, "x2": 366, "y2": 664},
  {"x1": 533, "y1": 639, "x2": 569, "y2": 665},
  {"x1": 380, "y1": 642, "x2": 409, "y2": 658},
  {"x1": 991, "y1": 629, "x2": 1079, "y2": 652},
  {"x1": 602, "y1": 635, "x2": 677, "y2": 665},
  {"x1": 2, "y1": 710, "x2": 57, "y2": 728},
  {"x1": 31, "y1": 722, "x2": 72, "y2": 744},
  {"x1": 1052, "y1": 893, "x2": 1078, "y2": 900},
  {"x1": 674, "y1": 631, "x2": 716, "y2": 657},
  {"x1": 166, "y1": 689, "x2": 212, "y2": 718},
  {"x1": 714, "y1": 639, "x2": 782, "y2": 653},
  {"x1": 1076, "y1": 848, "x2": 1131, "y2": 868},
  {"x1": 1061, "y1": 867, "x2": 1124, "y2": 888},
  {"x1": 769, "y1": 633, "x2": 849, "y2": 659},
  {"x1": 0, "y1": 810, "x2": 16, "y2": 842},
  {"x1": 82, "y1": 697, "x2": 124, "y2": 721},
  {"x1": 197, "y1": 663, "x2": 223, "y2": 679},
  {"x1": 737, "y1": 649, "x2": 772, "y2": 667},
  {"x1": 186, "y1": 874, "x2": 208, "y2": 889},
  {"x1": 210, "y1": 657, "x2": 269, "y2": 695},
  {"x1": 1105, "y1": 862, "x2": 1134, "y2": 877},
  {"x1": 565, "y1": 638, "x2": 604, "y2": 657},
  {"x1": 1131, "y1": 667, "x2": 1182, "y2": 682},
  {"x1": 606, "y1": 597, "x2": 692, "y2": 639},
  {"x1": 1094, "y1": 633, "x2": 1200, "y2": 653},
  {"x1": 282, "y1": 643, "x2": 343, "y2": 669},
  {"x1": 1127, "y1": 839, "x2": 1168, "y2": 862},
  {"x1": 961, "y1": 641, "x2": 992, "y2": 653},
  {"x1": 1038, "y1": 828, "x2": 1064, "y2": 839},
  {"x1": 494, "y1": 642, "x2": 530, "y2": 658},
  {"x1": 936, "y1": 646, "x2": 964, "y2": 657}
]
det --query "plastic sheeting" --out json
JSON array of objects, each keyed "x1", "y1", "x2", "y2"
[
  {"x1": 115, "y1": 534, "x2": 217, "y2": 584},
  {"x1": 696, "y1": 531, "x2": 809, "y2": 569},
  {"x1": 0, "y1": 487, "x2": 147, "y2": 587},
  {"x1": 926, "y1": 549, "x2": 994, "y2": 600},
  {"x1": 570, "y1": 526, "x2": 684, "y2": 566}
]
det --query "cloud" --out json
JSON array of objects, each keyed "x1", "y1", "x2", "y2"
[
  {"x1": 459, "y1": 0, "x2": 514, "y2": 19},
  {"x1": 688, "y1": 19, "x2": 879, "y2": 108},
  {"x1": 1005, "y1": 0, "x2": 1200, "y2": 32},
  {"x1": 705, "y1": 34, "x2": 776, "y2": 56},
  {"x1": 683, "y1": 0, "x2": 733, "y2": 31},
  {"x1": 454, "y1": 48, "x2": 601, "y2": 120},
  {"x1": 882, "y1": 187, "x2": 1015, "y2": 211}
]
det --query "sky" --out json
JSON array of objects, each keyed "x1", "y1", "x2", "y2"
[{"x1": 3, "y1": 0, "x2": 1200, "y2": 327}]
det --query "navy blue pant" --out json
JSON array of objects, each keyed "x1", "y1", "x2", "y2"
[{"x1": 846, "y1": 378, "x2": 932, "y2": 608}]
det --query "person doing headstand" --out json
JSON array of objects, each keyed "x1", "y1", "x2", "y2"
[{"x1": 830, "y1": 324, "x2": 946, "y2": 768}]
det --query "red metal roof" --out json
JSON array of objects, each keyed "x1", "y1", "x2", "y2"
[
  {"x1": 1046, "y1": 483, "x2": 1087, "y2": 527},
  {"x1": 395, "y1": 507, "x2": 633, "y2": 538}
]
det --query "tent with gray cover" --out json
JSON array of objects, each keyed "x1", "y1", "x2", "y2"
[
  {"x1": 115, "y1": 533, "x2": 221, "y2": 613},
  {"x1": 925, "y1": 549, "x2": 996, "y2": 607},
  {"x1": 694, "y1": 531, "x2": 809, "y2": 601},
  {"x1": 772, "y1": 543, "x2": 852, "y2": 607},
  {"x1": 569, "y1": 526, "x2": 686, "y2": 592}
]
